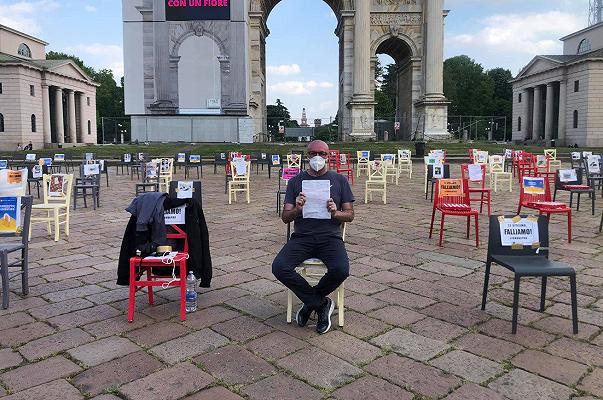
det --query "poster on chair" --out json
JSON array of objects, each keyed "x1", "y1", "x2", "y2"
[
  {"x1": 523, "y1": 177, "x2": 545, "y2": 195},
  {"x1": 499, "y1": 217, "x2": 539, "y2": 247},
  {"x1": 587, "y1": 156, "x2": 600, "y2": 174},
  {"x1": 0, "y1": 196, "x2": 21, "y2": 234}
]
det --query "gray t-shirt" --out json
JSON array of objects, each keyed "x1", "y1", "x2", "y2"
[{"x1": 284, "y1": 170, "x2": 354, "y2": 237}]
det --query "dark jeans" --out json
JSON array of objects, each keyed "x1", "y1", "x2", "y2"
[{"x1": 272, "y1": 234, "x2": 349, "y2": 310}]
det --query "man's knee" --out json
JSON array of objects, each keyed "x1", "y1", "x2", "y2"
[{"x1": 330, "y1": 262, "x2": 349, "y2": 282}]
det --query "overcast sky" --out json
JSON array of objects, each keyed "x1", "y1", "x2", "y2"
[{"x1": 0, "y1": 0, "x2": 591, "y2": 122}]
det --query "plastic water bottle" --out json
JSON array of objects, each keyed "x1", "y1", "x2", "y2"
[{"x1": 185, "y1": 271, "x2": 198, "y2": 313}]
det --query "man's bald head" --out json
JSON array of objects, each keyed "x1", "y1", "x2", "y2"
[{"x1": 307, "y1": 140, "x2": 329, "y2": 153}]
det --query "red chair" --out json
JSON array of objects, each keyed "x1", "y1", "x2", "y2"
[
  {"x1": 461, "y1": 164, "x2": 491, "y2": 215},
  {"x1": 336, "y1": 153, "x2": 354, "y2": 184},
  {"x1": 535, "y1": 156, "x2": 556, "y2": 186},
  {"x1": 518, "y1": 176, "x2": 572, "y2": 242},
  {"x1": 469, "y1": 148, "x2": 478, "y2": 164},
  {"x1": 128, "y1": 225, "x2": 190, "y2": 322},
  {"x1": 327, "y1": 150, "x2": 340, "y2": 169},
  {"x1": 429, "y1": 178, "x2": 479, "y2": 247},
  {"x1": 517, "y1": 153, "x2": 537, "y2": 183}
]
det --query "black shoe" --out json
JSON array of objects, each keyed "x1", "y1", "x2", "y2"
[
  {"x1": 296, "y1": 304, "x2": 312, "y2": 327},
  {"x1": 316, "y1": 297, "x2": 334, "y2": 334}
]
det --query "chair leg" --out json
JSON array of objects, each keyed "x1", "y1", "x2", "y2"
[
  {"x1": 481, "y1": 260, "x2": 491, "y2": 310},
  {"x1": 512, "y1": 276, "x2": 521, "y2": 334},
  {"x1": 338, "y1": 284, "x2": 344, "y2": 327},
  {"x1": 567, "y1": 211, "x2": 572, "y2": 243},
  {"x1": 592, "y1": 193, "x2": 595, "y2": 216},
  {"x1": 21, "y1": 247, "x2": 28, "y2": 295},
  {"x1": 439, "y1": 214, "x2": 445, "y2": 246},
  {"x1": 553, "y1": 188, "x2": 557, "y2": 201},
  {"x1": 1, "y1": 251, "x2": 9, "y2": 309},
  {"x1": 576, "y1": 193, "x2": 581, "y2": 211},
  {"x1": 540, "y1": 276, "x2": 547, "y2": 312},
  {"x1": 475, "y1": 214, "x2": 479, "y2": 247},
  {"x1": 570, "y1": 274, "x2": 579, "y2": 334},
  {"x1": 147, "y1": 268, "x2": 154, "y2": 305},
  {"x1": 286, "y1": 289, "x2": 293, "y2": 323},
  {"x1": 429, "y1": 208, "x2": 436, "y2": 238},
  {"x1": 128, "y1": 259, "x2": 136, "y2": 322},
  {"x1": 466, "y1": 216, "x2": 470, "y2": 238},
  {"x1": 53, "y1": 209, "x2": 59, "y2": 242}
]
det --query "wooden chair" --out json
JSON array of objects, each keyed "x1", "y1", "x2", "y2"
[
  {"x1": 116, "y1": 153, "x2": 132, "y2": 176},
  {"x1": 397, "y1": 149, "x2": 412, "y2": 179},
  {"x1": 356, "y1": 151, "x2": 370, "y2": 177},
  {"x1": 365, "y1": 160, "x2": 387, "y2": 204},
  {"x1": 136, "y1": 161, "x2": 160, "y2": 196},
  {"x1": 489, "y1": 155, "x2": 512, "y2": 192},
  {"x1": 482, "y1": 214, "x2": 577, "y2": 334},
  {"x1": 381, "y1": 154, "x2": 398, "y2": 185},
  {"x1": 327, "y1": 150, "x2": 340, "y2": 170},
  {"x1": 228, "y1": 159, "x2": 251, "y2": 204},
  {"x1": 429, "y1": 178, "x2": 479, "y2": 247},
  {"x1": 157, "y1": 158, "x2": 174, "y2": 193},
  {"x1": 29, "y1": 174, "x2": 73, "y2": 242},
  {"x1": 185, "y1": 155, "x2": 203, "y2": 179},
  {"x1": 0, "y1": 196, "x2": 32, "y2": 309},
  {"x1": 286, "y1": 154, "x2": 301, "y2": 169},
  {"x1": 461, "y1": 163, "x2": 491, "y2": 215},
  {"x1": 286, "y1": 223, "x2": 347, "y2": 327},
  {"x1": 553, "y1": 169, "x2": 595, "y2": 215},
  {"x1": 544, "y1": 149, "x2": 562, "y2": 170},
  {"x1": 277, "y1": 167, "x2": 300, "y2": 215},
  {"x1": 518, "y1": 176, "x2": 572, "y2": 242},
  {"x1": 336, "y1": 153, "x2": 354, "y2": 184}
]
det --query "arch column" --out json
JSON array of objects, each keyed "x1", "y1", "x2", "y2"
[
  {"x1": 558, "y1": 80, "x2": 567, "y2": 145},
  {"x1": 78, "y1": 93, "x2": 87, "y2": 142},
  {"x1": 522, "y1": 88, "x2": 530, "y2": 140},
  {"x1": 54, "y1": 87, "x2": 64, "y2": 145},
  {"x1": 533, "y1": 85, "x2": 543, "y2": 140},
  {"x1": 67, "y1": 89, "x2": 77, "y2": 144},
  {"x1": 41, "y1": 84, "x2": 51, "y2": 146}
]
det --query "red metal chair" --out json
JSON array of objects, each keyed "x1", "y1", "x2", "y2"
[
  {"x1": 518, "y1": 176, "x2": 572, "y2": 242},
  {"x1": 461, "y1": 163, "x2": 491, "y2": 215},
  {"x1": 429, "y1": 178, "x2": 479, "y2": 247},
  {"x1": 336, "y1": 153, "x2": 354, "y2": 184},
  {"x1": 128, "y1": 225, "x2": 190, "y2": 322},
  {"x1": 327, "y1": 150, "x2": 340, "y2": 169},
  {"x1": 517, "y1": 153, "x2": 537, "y2": 183}
]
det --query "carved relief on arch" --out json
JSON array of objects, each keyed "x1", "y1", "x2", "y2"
[{"x1": 168, "y1": 21, "x2": 228, "y2": 58}]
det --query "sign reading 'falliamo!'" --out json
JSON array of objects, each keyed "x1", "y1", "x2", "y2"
[{"x1": 166, "y1": 0, "x2": 230, "y2": 21}]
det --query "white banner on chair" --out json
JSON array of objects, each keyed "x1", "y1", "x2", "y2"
[
  {"x1": 164, "y1": 205, "x2": 186, "y2": 224},
  {"x1": 468, "y1": 164, "x2": 482, "y2": 181},
  {"x1": 559, "y1": 169, "x2": 577, "y2": 183},
  {"x1": 571, "y1": 152, "x2": 581, "y2": 160},
  {"x1": 32, "y1": 165, "x2": 43, "y2": 178},
  {"x1": 499, "y1": 217, "x2": 539, "y2": 246},
  {"x1": 587, "y1": 155, "x2": 600, "y2": 174},
  {"x1": 177, "y1": 181, "x2": 193, "y2": 199},
  {"x1": 433, "y1": 164, "x2": 444, "y2": 178},
  {"x1": 233, "y1": 157, "x2": 247, "y2": 175},
  {"x1": 84, "y1": 164, "x2": 100, "y2": 176}
]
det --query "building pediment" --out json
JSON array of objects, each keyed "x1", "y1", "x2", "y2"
[
  {"x1": 47, "y1": 62, "x2": 94, "y2": 83},
  {"x1": 515, "y1": 56, "x2": 563, "y2": 79}
]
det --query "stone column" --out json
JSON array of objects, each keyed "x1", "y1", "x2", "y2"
[
  {"x1": 544, "y1": 83, "x2": 555, "y2": 143},
  {"x1": 352, "y1": 0, "x2": 371, "y2": 101},
  {"x1": 54, "y1": 88, "x2": 64, "y2": 145},
  {"x1": 532, "y1": 85, "x2": 542, "y2": 140},
  {"x1": 522, "y1": 88, "x2": 530, "y2": 140},
  {"x1": 558, "y1": 80, "x2": 567, "y2": 145},
  {"x1": 79, "y1": 93, "x2": 87, "y2": 142},
  {"x1": 41, "y1": 84, "x2": 51, "y2": 146},
  {"x1": 67, "y1": 90, "x2": 77, "y2": 144},
  {"x1": 425, "y1": 0, "x2": 445, "y2": 98}
]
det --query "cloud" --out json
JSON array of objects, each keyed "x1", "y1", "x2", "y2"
[
  {"x1": 0, "y1": 0, "x2": 60, "y2": 35},
  {"x1": 64, "y1": 43, "x2": 124, "y2": 80},
  {"x1": 268, "y1": 80, "x2": 335, "y2": 95},
  {"x1": 267, "y1": 63, "x2": 301, "y2": 75},
  {"x1": 84, "y1": 5, "x2": 96, "y2": 12}
]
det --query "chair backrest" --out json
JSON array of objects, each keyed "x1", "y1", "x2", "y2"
[
  {"x1": 79, "y1": 164, "x2": 101, "y2": 183},
  {"x1": 535, "y1": 155, "x2": 549, "y2": 171},
  {"x1": 143, "y1": 161, "x2": 159, "y2": 182},
  {"x1": 29, "y1": 164, "x2": 47, "y2": 180},
  {"x1": 475, "y1": 151, "x2": 488, "y2": 165},
  {"x1": 357, "y1": 151, "x2": 370, "y2": 163},
  {"x1": 381, "y1": 154, "x2": 396, "y2": 167},
  {"x1": 434, "y1": 178, "x2": 469, "y2": 208},
  {"x1": 189, "y1": 154, "x2": 201, "y2": 164},
  {"x1": 584, "y1": 155, "x2": 601, "y2": 177},
  {"x1": 0, "y1": 169, "x2": 28, "y2": 196},
  {"x1": 169, "y1": 180, "x2": 202, "y2": 207},
  {"x1": 159, "y1": 158, "x2": 174, "y2": 175},
  {"x1": 327, "y1": 150, "x2": 340, "y2": 168},
  {"x1": 368, "y1": 160, "x2": 386, "y2": 181},
  {"x1": 42, "y1": 174, "x2": 73, "y2": 205},
  {"x1": 231, "y1": 158, "x2": 250, "y2": 179},
  {"x1": 427, "y1": 164, "x2": 450, "y2": 180},
  {"x1": 520, "y1": 176, "x2": 551, "y2": 204},
  {"x1": 281, "y1": 167, "x2": 300, "y2": 181},
  {"x1": 461, "y1": 163, "x2": 486, "y2": 187},
  {"x1": 487, "y1": 214, "x2": 549, "y2": 258},
  {"x1": 424, "y1": 155, "x2": 440, "y2": 166},
  {"x1": 0, "y1": 160, "x2": 8, "y2": 170},
  {"x1": 337, "y1": 153, "x2": 351, "y2": 168},
  {"x1": 469, "y1": 148, "x2": 478, "y2": 163},
  {"x1": 286, "y1": 154, "x2": 301, "y2": 169},
  {"x1": 215, "y1": 153, "x2": 227, "y2": 163},
  {"x1": 0, "y1": 195, "x2": 33, "y2": 245},
  {"x1": 544, "y1": 149, "x2": 557, "y2": 160},
  {"x1": 398, "y1": 149, "x2": 412, "y2": 161},
  {"x1": 122, "y1": 153, "x2": 132, "y2": 163},
  {"x1": 175, "y1": 153, "x2": 187, "y2": 164},
  {"x1": 271, "y1": 154, "x2": 282, "y2": 166},
  {"x1": 429, "y1": 149, "x2": 446, "y2": 163},
  {"x1": 489, "y1": 155, "x2": 505, "y2": 168},
  {"x1": 53, "y1": 153, "x2": 65, "y2": 162},
  {"x1": 555, "y1": 168, "x2": 583, "y2": 188}
]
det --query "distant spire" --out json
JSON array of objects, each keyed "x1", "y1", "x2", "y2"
[
  {"x1": 300, "y1": 108, "x2": 309, "y2": 127},
  {"x1": 589, "y1": 0, "x2": 603, "y2": 26}
]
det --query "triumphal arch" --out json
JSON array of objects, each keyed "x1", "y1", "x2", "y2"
[{"x1": 123, "y1": 0, "x2": 448, "y2": 142}]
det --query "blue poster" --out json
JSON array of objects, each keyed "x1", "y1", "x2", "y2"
[
  {"x1": 523, "y1": 177, "x2": 545, "y2": 195},
  {"x1": 0, "y1": 196, "x2": 20, "y2": 233},
  {"x1": 0, "y1": 160, "x2": 7, "y2": 169},
  {"x1": 40, "y1": 158, "x2": 52, "y2": 166},
  {"x1": 189, "y1": 155, "x2": 201, "y2": 163}
]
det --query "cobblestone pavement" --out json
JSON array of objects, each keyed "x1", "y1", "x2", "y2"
[{"x1": 0, "y1": 161, "x2": 602, "y2": 400}]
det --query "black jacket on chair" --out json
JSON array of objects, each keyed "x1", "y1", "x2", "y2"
[{"x1": 117, "y1": 197, "x2": 212, "y2": 287}]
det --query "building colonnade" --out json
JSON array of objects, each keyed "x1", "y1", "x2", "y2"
[
  {"x1": 520, "y1": 79, "x2": 567, "y2": 144},
  {"x1": 42, "y1": 84, "x2": 90, "y2": 146}
]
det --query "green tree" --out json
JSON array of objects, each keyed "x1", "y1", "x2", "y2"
[
  {"x1": 443, "y1": 55, "x2": 494, "y2": 117},
  {"x1": 266, "y1": 99, "x2": 297, "y2": 141},
  {"x1": 374, "y1": 60, "x2": 396, "y2": 120}
]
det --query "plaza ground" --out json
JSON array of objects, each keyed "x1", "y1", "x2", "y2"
[{"x1": 0, "y1": 160, "x2": 601, "y2": 399}]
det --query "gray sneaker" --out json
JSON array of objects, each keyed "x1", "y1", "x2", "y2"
[
  {"x1": 296, "y1": 304, "x2": 313, "y2": 327},
  {"x1": 316, "y1": 298, "x2": 334, "y2": 334}
]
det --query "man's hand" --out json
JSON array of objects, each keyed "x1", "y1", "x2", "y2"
[
  {"x1": 296, "y1": 192, "x2": 306, "y2": 209},
  {"x1": 327, "y1": 198, "x2": 337, "y2": 217}
]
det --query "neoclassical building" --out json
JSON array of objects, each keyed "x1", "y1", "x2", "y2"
[
  {"x1": 123, "y1": 0, "x2": 449, "y2": 142},
  {"x1": 511, "y1": 21, "x2": 603, "y2": 147},
  {"x1": 0, "y1": 25, "x2": 98, "y2": 149}
]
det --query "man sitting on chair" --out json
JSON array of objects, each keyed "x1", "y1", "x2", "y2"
[{"x1": 272, "y1": 140, "x2": 354, "y2": 334}]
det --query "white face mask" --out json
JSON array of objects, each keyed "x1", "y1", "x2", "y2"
[{"x1": 309, "y1": 155, "x2": 326, "y2": 172}]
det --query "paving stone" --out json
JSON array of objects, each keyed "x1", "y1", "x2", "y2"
[
  {"x1": 430, "y1": 350, "x2": 503, "y2": 383},
  {"x1": 345, "y1": 293, "x2": 388, "y2": 312},
  {"x1": 197, "y1": 286, "x2": 250, "y2": 308},
  {"x1": 0, "y1": 379, "x2": 83, "y2": 400},
  {"x1": 578, "y1": 368, "x2": 603, "y2": 398},
  {"x1": 344, "y1": 276, "x2": 388, "y2": 295},
  {"x1": 0, "y1": 321, "x2": 56, "y2": 347},
  {"x1": 82, "y1": 313, "x2": 155, "y2": 339},
  {"x1": 309, "y1": 330, "x2": 382, "y2": 365},
  {"x1": 119, "y1": 363, "x2": 214, "y2": 400},
  {"x1": 488, "y1": 369, "x2": 574, "y2": 400},
  {"x1": 18, "y1": 327, "x2": 94, "y2": 361},
  {"x1": 416, "y1": 261, "x2": 475, "y2": 277},
  {"x1": 124, "y1": 320, "x2": 189, "y2": 347},
  {"x1": 410, "y1": 316, "x2": 468, "y2": 342},
  {"x1": 421, "y1": 302, "x2": 490, "y2": 327},
  {"x1": 332, "y1": 375, "x2": 413, "y2": 400},
  {"x1": 212, "y1": 315, "x2": 273, "y2": 342},
  {"x1": 0, "y1": 348, "x2": 23, "y2": 370},
  {"x1": 512, "y1": 349, "x2": 589, "y2": 385},
  {"x1": 367, "y1": 305, "x2": 426, "y2": 327},
  {"x1": 245, "y1": 331, "x2": 308, "y2": 360},
  {"x1": 371, "y1": 328, "x2": 449, "y2": 361},
  {"x1": 90, "y1": 395, "x2": 122, "y2": 400},
  {"x1": 224, "y1": 294, "x2": 283, "y2": 320},
  {"x1": 195, "y1": 345, "x2": 275, "y2": 385},
  {"x1": 453, "y1": 332, "x2": 524, "y2": 362},
  {"x1": 444, "y1": 383, "x2": 506, "y2": 400},
  {"x1": 237, "y1": 278, "x2": 284, "y2": 296},
  {"x1": 41, "y1": 284, "x2": 106, "y2": 303},
  {"x1": 364, "y1": 270, "x2": 410, "y2": 285},
  {"x1": 72, "y1": 351, "x2": 164, "y2": 396},
  {"x1": 416, "y1": 251, "x2": 483, "y2": 269},
  {"x1": 545, "y1": 338, "x2": 603, "y2": 366},
  {"x1": 478, "y1": 318, "x2": 556, "y2": 348},
  {"x1": 242, "y1": 374, "x2": 322, "y2": 400},
  {"x1": 0, "y1": 312, "x2": 35, "y2": 331},
  {"x1": 45, "y1": 267, "x2": 98, "y2": 281},
  {"x1": 68, "y1": 336, "x2": 141, "y2": 367},
  {"x1": 150, "y1": 328, "x2": 229, "y2": 364},
  {"x1": 48, "y1": 304, "x2": 121, "y2": 330},
  {"x1": 182, "y1": 305, "x2": 242, "y2": 330},
  {"x1": 366, "y1": 354, "x2": 461, "y2": 398},
  {"x1": 373, "y1": 288, "x2": 436, "y2": 309},
  {"x1": 0, "y1": 356, "x2": 82, "y2": 392},
  {"x1": 277, "y1": 347, "x2": 362, "y2": 390},
  {"x1": 184, "y1": 386, "x2": 244, "y2": 400},
  {"x1": 340, "y1": 310, "x2": 390, "y2": 339}
]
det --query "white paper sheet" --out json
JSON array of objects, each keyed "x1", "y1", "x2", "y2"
[
  {"x1": 468, "y1": 164, "x2": 482, "y2": 181},
  {"x1": 302, "y1": 180, "x2": 331, "y2": 220},
  {"x1": 499, "y1": 217, "x2": 539, "y2": 246},
  {"x1": 177, "y1": 181, "x2": 193, "y2": 199},
  {"x1": 559, "y1": 169, "x2": 577, "y2": 183}
]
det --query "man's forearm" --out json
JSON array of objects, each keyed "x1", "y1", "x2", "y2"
[
  {"x1": 333, "y1": 210, "x2": 354, "y2": 223},
  {"x1": 282, "y1": 206, "x2": 301, "y2": 223}
]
